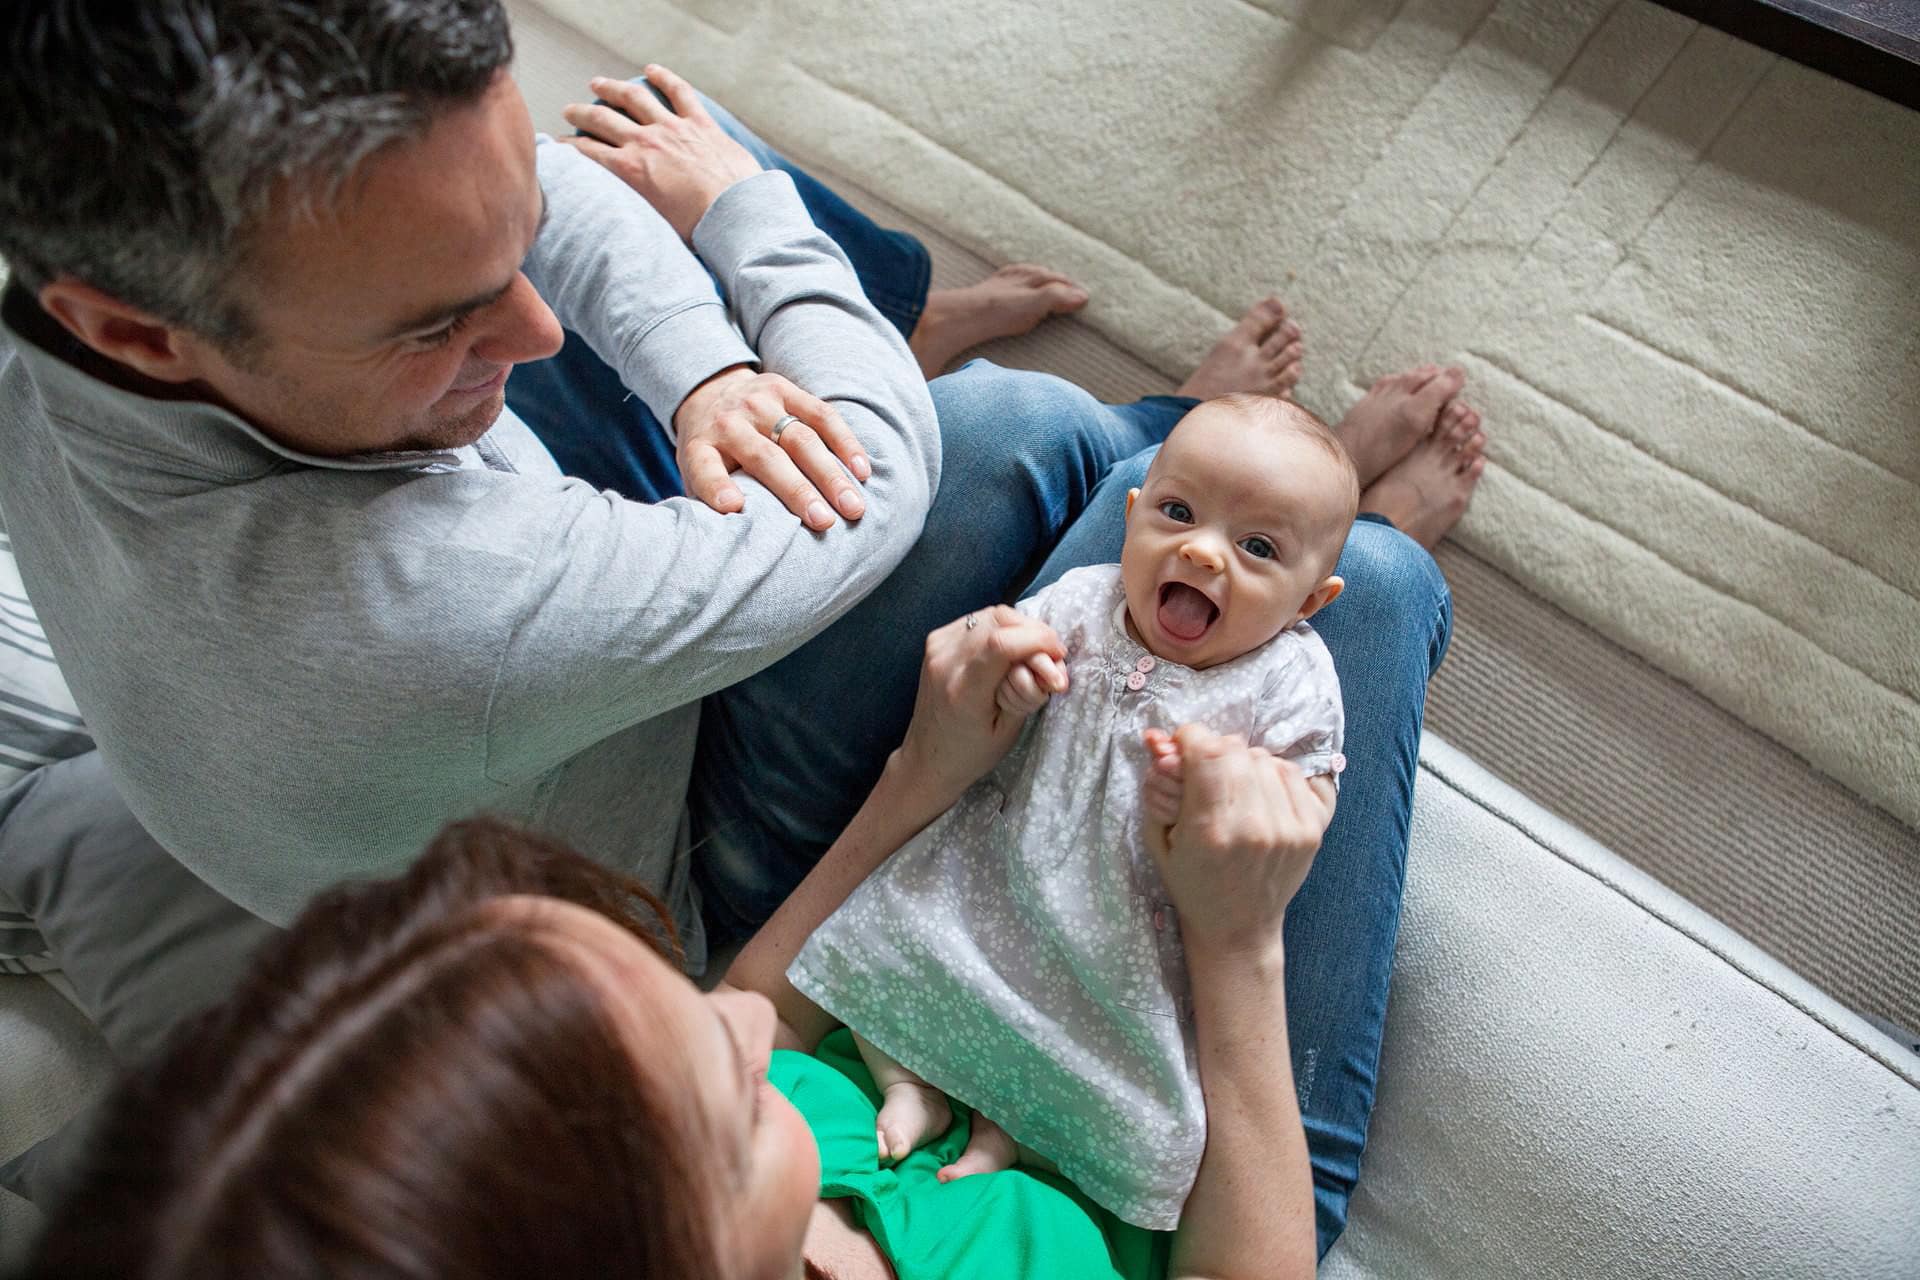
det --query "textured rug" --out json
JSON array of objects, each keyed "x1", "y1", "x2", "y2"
[
  {"x1": 508, "y1": 2, "x2": 1919, "y2": 1029},
  {"x1": 513, "y1": 0, "x2": 1920, "y2": 831}
]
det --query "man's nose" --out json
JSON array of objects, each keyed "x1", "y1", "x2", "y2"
[
  {"x1": 470, "y1": 272, "x2": 564, "y2": 366},
  {"x1": 1179, "y1": 537, "x2": 1227, "y2": 574}
]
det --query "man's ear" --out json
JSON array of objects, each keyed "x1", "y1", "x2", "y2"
[
  {"x1": 1297, "y1": 574, "x2": 1344, "y2": 622},
  {"x1": 1126, "y1": 487, "x2": 1140, "y2": 520},
  {"x1": 36, "y1": 278, "x2": 216, "y2": 385}
]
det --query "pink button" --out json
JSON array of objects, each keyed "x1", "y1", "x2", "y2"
[
  {"x1": 1331, "y1": 751, "x2": 1348, "y2": 773},
  {"x1": 1135, "y1": 655, "x2": 1156, "y2": 673},
  {"x1": 1152, "y1": 907, "x2": 1167, "y2": 931},
  {"x1": 1126, "y1": 671, "x2": 1147, "y2": 691}
]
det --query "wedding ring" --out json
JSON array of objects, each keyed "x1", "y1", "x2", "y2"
[
  {"x1": 769, "y1": 413, "x2": 801, "y2": 444},
  {"x1": 965, "y1": 613, "x2": 980, "y2": 630}
]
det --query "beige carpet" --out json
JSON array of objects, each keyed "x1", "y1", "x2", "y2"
[
  {"x1": 512, "y1": 0, "x2": 1920, "y2": 832},
  {"x1": 508, "y1": 3, "x2": 1919, "y2": 1029}
]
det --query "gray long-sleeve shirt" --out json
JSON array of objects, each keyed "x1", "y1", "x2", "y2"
[{"x1": 0, "y1": 142, "x2": 940, "y2": 966}]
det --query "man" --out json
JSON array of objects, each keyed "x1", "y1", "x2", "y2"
[{"x1": 0, "y1": 0, "x2": 1483, "y2": 1252}]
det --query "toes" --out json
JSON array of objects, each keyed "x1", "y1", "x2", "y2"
[
  {"x1": 1043, "y1": 281, "x2": 1090, "y2": 313},
  {"x1": 1410, "y1": 365, "x2": 1466, "y2": 419},
  {"x1": 1259, "y1": 319, "x2": 1302, "y2": 356}
]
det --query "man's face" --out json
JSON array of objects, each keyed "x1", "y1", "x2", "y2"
[{"x1": 194, "y1": 73, "x2": 564, "y2": 456}]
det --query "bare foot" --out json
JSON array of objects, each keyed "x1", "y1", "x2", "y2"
[
  {"x1": 909, "y1": 264, "x2": 1089, "y2": 378},
  {"x1": 1359, "y1": 398, "x2": 1487, "y2": 549},
  {"x1": 937, "y1": 1111, "x2": 1019, "y2": 1182},
  {"x1": 1175, "y1": 296, "x2": 1303, "y2": 400},
  {"x1": 876, "y1": 1080, "x2": 952, "y2": 1164},
  {"x1": 1336, "y1": 364, "x2": 1466, "y2": 489}
]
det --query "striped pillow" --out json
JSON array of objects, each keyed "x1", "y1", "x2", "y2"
[{"x1": 0, "y1": 514, "x2": 92, "y2": 971}]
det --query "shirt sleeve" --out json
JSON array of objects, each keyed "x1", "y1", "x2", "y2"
[
  {"x1": 521, "y1": 137, "x2": 758, "y2": 438},
  {"x1": 481, "y1": 171, "x2": 941, "y2": 784},
  {"x1": 1250, "y1": 629, "x2": 1346, "y2": 785}
]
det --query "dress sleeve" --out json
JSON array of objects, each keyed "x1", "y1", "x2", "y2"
[{"x1": 1249, "y1": 628, "x2": 1346, "y2": 786}]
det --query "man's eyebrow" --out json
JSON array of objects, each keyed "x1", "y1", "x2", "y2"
[{"x1": 380, "y1": 189, "x2": 550, "y2": 340}]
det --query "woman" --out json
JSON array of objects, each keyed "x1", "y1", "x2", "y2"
[{"x1": 31, "y1": 609, "x2": 1331, "y2": 1279}]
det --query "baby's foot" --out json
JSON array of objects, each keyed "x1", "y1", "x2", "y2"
[
  {"x1": 1358, "y1": 398, "x2": 1487, "y2": 549},
  {"x1": 936, "y1": 1111, "x2": 1020, "y2": 1182},
  {"x1": 1176, "y1": 296, "x2": 1303, "y2": 400},
  {"x1": 909, "y1": 264, "x2": 1089, "y2": 378},
  {"x1": 1336, "y1": 364, "x2": 1466, "y2": 488},
  {"x1": 875, "y1": 1079, "x2": 953, "y2": 1164}
]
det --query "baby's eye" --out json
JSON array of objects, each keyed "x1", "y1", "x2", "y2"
[
  {"x1": 1240, "y1": 536, "x2": 1277, "y2": 560},
  {"x1": 1159, "y1": 500, "x2": 1194, "y2": 524}
]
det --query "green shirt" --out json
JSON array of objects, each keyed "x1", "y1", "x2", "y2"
[{"x1": 770, "y1": 1030, "x2": 1171, "y2": 1280}]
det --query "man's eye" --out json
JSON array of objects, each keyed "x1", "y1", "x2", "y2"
[
  {"x1": 414, "y1": 311, "x2": 475, "y2": 350},
  {"x1": 1240, "y1": 536, "x2": 1277, "y2": 560},
  {"x1": 1159, "y1": 500, "x2": 1194, "y2": 523}
]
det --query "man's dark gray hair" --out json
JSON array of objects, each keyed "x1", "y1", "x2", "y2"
[{"x1": 0, "y1": 0, "x2": 513, "y2": 346}]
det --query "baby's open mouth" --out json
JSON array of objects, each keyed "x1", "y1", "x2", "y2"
[{"x1": 1157, "y1": 581, "x2": 1219, "y2": 644}]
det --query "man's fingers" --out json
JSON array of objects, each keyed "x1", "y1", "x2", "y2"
[
  {"x1": 587, "y1": 75, "x2": 670, "y2": 125},
  {"x1": 563, "y1": 101, "x2": 648, "y2": 144},
  {"x1": 769, "y1": 418, "x2": 865, "y2": 521},
  {"x1": 642, "y1": 64, "x2": 710, "y2": 122},
  {"x1": 784, "y1": 390, "x2": 871, "y2": 483},
  {"x1": 680, "y1": 443, "x2": 743, "y2": 514},
  {"x1": 739, "y1": 438, "x2": 834, "y2": 530}
]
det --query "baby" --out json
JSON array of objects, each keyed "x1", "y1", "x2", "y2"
[{"x1": 789, "y1": 393, "x2": 1360, "y2": 1230}]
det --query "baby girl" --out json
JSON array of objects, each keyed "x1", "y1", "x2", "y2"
[{"x1": 789, "y1": 392, "x2": 1360, "y2": 1230}]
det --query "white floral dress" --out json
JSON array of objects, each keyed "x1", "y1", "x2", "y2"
[{"x1": 788, "y1": 564, "x2": 1344, "y2": 1229}]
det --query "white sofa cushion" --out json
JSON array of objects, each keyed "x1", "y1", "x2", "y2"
[{"x1": 1324, "y1": 738, "x2": 1920, "y2": 1278}]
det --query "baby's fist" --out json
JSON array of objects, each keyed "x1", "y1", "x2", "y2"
[{"x1": 995, "y1": 652, "x2": 1067, "y2": 719}]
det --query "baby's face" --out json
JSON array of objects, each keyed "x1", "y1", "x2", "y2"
[{"x1": 1120, "y1": 402, "x2": 1351, "y2": 669}]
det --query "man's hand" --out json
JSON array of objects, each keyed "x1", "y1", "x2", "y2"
[
  {"x1": 562, "y1": 66, "x2": 761, "y2": 240},
  {"x1": 674, "y1": 366, "x2": 872, "y2": 530}
]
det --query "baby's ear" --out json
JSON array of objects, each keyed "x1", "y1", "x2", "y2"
[{"x1": 1297, "y1": 575, "x2": 1344, "y2": 622}]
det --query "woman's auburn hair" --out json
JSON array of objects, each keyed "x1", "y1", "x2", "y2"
[{"x1": 30, "y1": 817, "x2": 733, "y2": 1279}]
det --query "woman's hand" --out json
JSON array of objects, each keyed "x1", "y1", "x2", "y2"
[
  {"x1": 896, "y1": 607, "x2": 1067, "y2": 806},
  {"x1": 1151, "y1": 724, "x2": 1334, "y2": 964},
  {"x1": 561, "y1": 66, "x2": 761, "y2": 240}
]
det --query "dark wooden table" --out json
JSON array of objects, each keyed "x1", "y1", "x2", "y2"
[{"x1": 1649, "y1": 0, "x2": 1920, "y2": 111}]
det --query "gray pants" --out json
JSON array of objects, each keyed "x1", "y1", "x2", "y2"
[{"x1": 0, "y1": 752, "x2": 276, "y2": 1205}]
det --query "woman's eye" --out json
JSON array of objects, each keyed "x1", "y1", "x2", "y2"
[
  {"x1": 1159, "y1": 500, "x2": 1194, "y2": 523},
  {"x1": 1241, "y1": 536, "x2": 1277, "y2": 560}
]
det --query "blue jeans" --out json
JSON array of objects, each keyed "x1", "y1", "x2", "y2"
[{"x1": 507, "y1": 94, "x2": 1450, "y2": 1257}]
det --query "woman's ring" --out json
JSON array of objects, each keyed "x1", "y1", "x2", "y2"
[
  {"x1": 769, "y1": 413, "x2": 801, "y2": 444},
  {"x1": 965, "y1": 613, "x2": 980, "y2": 630}
]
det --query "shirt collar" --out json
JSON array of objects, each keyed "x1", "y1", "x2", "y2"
[{"x1": 2, "y1": 283, "x2": 468, "y2": 479}]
